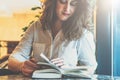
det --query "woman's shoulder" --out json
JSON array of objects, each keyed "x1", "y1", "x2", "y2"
[
  {"x1": 83, "y1": 29, "x2": 94, "y2": 37},
  {"x1": 30, "y1": 19, "x2": 43, "y2": 31},
  {"x1": 78, "y1": 29, "x2": 95, "y2": 41},
  {"x1": 34, "y1": 19, "x2": 42, "y2": 28},
  {"x1": 76, "y1": 29, "x2": 95, "y2": 49}
]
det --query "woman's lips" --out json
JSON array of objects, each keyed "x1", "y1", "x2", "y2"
[{"x1": 62, "y1": 12, "x2": 70, "y2": 16}]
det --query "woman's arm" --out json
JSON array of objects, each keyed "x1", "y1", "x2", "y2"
[
  {"x1": 8, "y1": 21, "x2": 36, "y2": 73},
  {"x1": 77, "y1": 30, "x2": 97, "y2": 74},
  {"x1": 8, "y1": 57, "x2": 39, "y2": 77},
  {"x1": 8, "y1": 57, "x2": 24, "y2": 72}
]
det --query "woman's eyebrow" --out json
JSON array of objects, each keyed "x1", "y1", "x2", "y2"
[
  {"x1": 71, "y1": 0, "x2": 78, "y2": 1},
  {"x1": 71, "y1": 0, "x2": 79, "y2": 4},
  {"x1": 71, "y1": 0, "x2": 79, "y2": 3}
]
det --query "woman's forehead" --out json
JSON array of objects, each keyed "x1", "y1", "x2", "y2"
[{"x1": 57, "y1": 0, "x2": 78, "y2": 2}]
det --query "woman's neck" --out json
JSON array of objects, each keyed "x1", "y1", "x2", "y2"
[{"x1": 52, "y1": 20, "x2": 62, "y2": 39}]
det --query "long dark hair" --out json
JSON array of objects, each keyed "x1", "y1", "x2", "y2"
[{"x1": 40, "y1": 0, "x2": 96, "y2": 41}]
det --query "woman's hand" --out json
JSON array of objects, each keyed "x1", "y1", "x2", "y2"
[
  {"x1": 21, "y1": 58, "x2": 39, "y2": 77},
  {"x1": 51, "y1": 58, "x2": 65, "y2": 68}
]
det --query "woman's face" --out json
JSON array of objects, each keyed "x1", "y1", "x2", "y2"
[{"x1": 56, "y1": 0, "x2": 78, "y2": 21}]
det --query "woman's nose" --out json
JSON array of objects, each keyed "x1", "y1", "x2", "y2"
[{"x1": 64, "y1": 3, "x2": 71, "y2": 12}]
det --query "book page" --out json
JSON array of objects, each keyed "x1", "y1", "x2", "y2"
[
  {"x1": 62, "y1": 72, "x2": 92, "y2": 79},
  {"x1": 62, "y1": 66, "x2": 88, "y2": 72},
  {"x1": 39, "y1": 53, "x2": 88, "y2": 73},
  {"x1": 38, "y1": 53, "x2": 62, "y2": 72},
  {"x1": 32, "y1": 69, "x2": 62, "y2": 78}
]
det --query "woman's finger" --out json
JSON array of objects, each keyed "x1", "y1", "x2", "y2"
[
  {"x1": 52, "y1": 59, "x2": 64, "y2": 64},
  {"x1": 51, "y1": 58, "x2": 62, "y2": 61},
  {"x1": 21, "y1": 67, "x2": 34, "y2": 77},
  {"x1": 30, "y1": 58, "x2": 37, "y2": 63},
  {"x1": 55, "y1": 62, "x2": 64, "y2": 67},
  {"x1": 21, "y1": 60, "x2": 39, "y2": 77},
  {"x1": 51, "y1": 58, "x2": 64, "y2": 63},
  {"x1": 51, "y1": 58, "x2": 64, "y2": 67},
  {"x1": 25, "y1": 60, "x2": 39, "y2": 69}
]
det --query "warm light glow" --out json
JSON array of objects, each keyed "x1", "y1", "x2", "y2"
[
  {"x1": 0, "y1": 41, "x2": 7, "y2": 57},
  {"x1": 0, "y1": 0, "x2": 42, "y2": 56},
  {"x1": 0, "y1": 0, "x2": 41, "y2": 41},
  {"x1": 0, "y1": 0, "x2": 41, "y2": 17},
  {"x1": 112, "y1": 0, "x2": 119, "y2": 8},
  {"x1": 0, "y1": 4, "x2": 12, "y2": 17}
]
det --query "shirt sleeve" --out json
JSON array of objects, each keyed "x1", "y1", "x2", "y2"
[
  {"x1": 77, "y1": 30, "x2": 97, "y2": 74},
  {"x1": 9, "y1": 22, "x2": 36, "y2": 62}
]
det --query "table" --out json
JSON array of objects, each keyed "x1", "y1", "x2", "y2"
[{"x1": 0, "y1": 74, "x2": 120, "y2": 80}]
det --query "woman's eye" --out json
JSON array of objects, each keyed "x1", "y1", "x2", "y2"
[
  {"x1": 70, "y1": 1, "x2": 78, "y2": 6},
  {"x1": 59, "y1": 0, "x2": 67, "y2": 4},
  {"x1": 58, "y1": 0, "x2": 78, "y2": 6}
]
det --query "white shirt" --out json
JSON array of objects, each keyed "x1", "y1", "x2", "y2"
[{"x1": 10, "y1": 21, "x2": 97, "y2": 73}]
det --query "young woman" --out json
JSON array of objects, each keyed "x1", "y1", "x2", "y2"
[{"x1": 8, "y1": 0, "x2": 97, "y2": 77}]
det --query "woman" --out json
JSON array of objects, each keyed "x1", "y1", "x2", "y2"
[{"x1": 8, "y1": 0, "x2": 97, "y2": 77}]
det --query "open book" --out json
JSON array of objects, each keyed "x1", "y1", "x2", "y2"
[{"x1": 32, "y1": 53, "x2": 92, "y2": 79}]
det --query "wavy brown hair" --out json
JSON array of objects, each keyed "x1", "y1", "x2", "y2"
[{"x1": 40, "y1": 0, "x2": 96, "y2": 41}]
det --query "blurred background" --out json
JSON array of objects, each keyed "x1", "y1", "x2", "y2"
[{"x1": 0, "y1": 0, "x2": 43, "y2": 57}]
